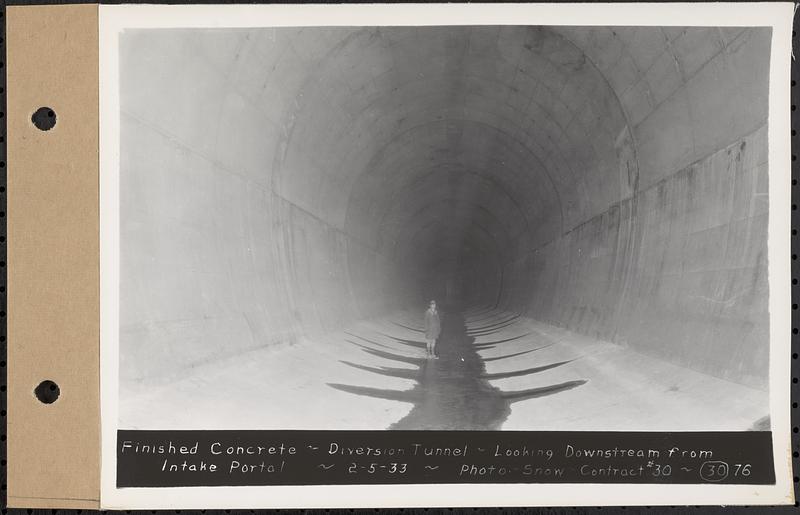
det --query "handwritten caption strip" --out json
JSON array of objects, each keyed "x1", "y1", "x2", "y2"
[{"x1": 117, "y1": 430, "x2": 775, "y2": 487}]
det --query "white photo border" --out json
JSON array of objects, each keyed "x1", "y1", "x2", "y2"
[{"x1": 99, "y1": 2, "x2": 795, "y2": 509}]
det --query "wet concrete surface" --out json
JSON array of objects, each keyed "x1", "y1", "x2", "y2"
[
  {"x1": 389, "y1": 309, "x2": 510, "y2": 430},
  {"x1": 331, "y1": 305, "x2": 586, "y2": 430}
]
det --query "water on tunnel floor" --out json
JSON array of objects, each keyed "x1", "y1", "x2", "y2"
[
  {"x1": 331, "y1": 303, "x2": 588, "y2": 430},
  {"x1": 388, "y1": 306, "x2": 511, "y2": 430}
]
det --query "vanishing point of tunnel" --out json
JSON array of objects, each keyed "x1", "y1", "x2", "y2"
[{"x1": 119, "y1": 26, "x2": 771, "y2": 431}]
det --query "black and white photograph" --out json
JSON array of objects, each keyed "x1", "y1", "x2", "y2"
[{"x1": 99, "y1": 3, "x2": 793, "y2": 508}]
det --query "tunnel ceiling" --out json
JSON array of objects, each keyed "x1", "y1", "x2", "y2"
[{"x1": 216, "y1": 25, "x2": 763, "y2": 269}]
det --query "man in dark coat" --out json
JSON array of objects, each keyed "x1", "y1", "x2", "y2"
[{"x1": 424, "y1": 300, "x2": 441, "y2": 359}]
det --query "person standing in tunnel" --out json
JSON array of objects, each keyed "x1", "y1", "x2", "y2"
[{"x1": 424, "y1": 300, "x2": 441, "y2": 359}]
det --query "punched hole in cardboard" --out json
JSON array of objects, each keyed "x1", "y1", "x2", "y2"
[
  {"x1": 31, "y1": 107, "x2": 56, "y2": 131},
  {"x1": 34, "y1": 380, "x2": 60, "y2": 404}
]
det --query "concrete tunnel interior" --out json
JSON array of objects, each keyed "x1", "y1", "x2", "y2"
[{"x1": 119, "y1": 26, "x2": 772, "y2": 430}]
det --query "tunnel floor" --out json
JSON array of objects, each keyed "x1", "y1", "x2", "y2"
[{"x1": 120, "y1": 307, "x2": 769, "y2": 431}]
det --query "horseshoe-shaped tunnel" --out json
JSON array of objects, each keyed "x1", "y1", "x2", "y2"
[{"x1": 119, "y1": 26, "x2": 771, "y2": 430}]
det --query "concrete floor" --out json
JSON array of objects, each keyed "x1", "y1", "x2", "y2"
[{"x1": 120, "y1": 306, "x2": 768, "y2": 431}]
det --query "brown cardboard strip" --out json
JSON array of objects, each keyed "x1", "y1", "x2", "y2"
[{"x1": 7, "y1": 4, "x2": 100, "y2": 509}]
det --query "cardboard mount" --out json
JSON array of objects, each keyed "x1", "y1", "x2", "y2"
[{"x1": 7, "y1": 4, "x2": 101, "y2": 509}]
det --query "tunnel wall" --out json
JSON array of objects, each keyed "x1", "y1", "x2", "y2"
[
  {"x1": 118, "y1": 31, "x2": 414, "y2": 383},
  {"x1": 501, "y1": 28, "x2": 771, "y2": 389}
]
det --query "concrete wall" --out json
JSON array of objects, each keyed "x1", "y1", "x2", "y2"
[
  {"x1": 119, "y1": 31, "x2": 414, "y2": 382},
  {"x1": 501, "y1": 126, "x2": 768, "y2": 387},
  {"x1": 501, "y1": 28, "x2": 771, "y2": 388}
]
